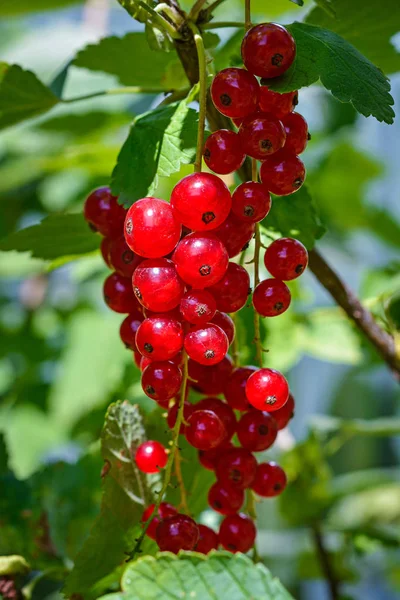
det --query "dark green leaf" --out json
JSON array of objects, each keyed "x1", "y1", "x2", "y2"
[
  {"x1": 49, "y1": 60, "x2": 71, "y2": 97},
  {"x1": 290, "y1": 0, "x2": 304, "y2": 5},
  {"x1": 203, "y1": 31, "x2": 221, "y2": 49},
  {"x1": 38, "y1": 111, "x2": 130, "y2": 137}
]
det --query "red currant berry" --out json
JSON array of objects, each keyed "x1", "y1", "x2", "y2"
[
  {"x1": 260, "y1": 149, "x2": 305, "y2": 196},
  {"x1": 259, "y1": 87, "x2": 298, "y2": 119},
  {"x1": 84, "y1": 187, "x2": 126, "y2": 238},
  {"x1": 211, "y1": 68, "x2": 260, "y2": 119},
  {"x1": 223, "y1": 366, "x2": 256, "y2": 411},
  {"x1": 100, "y1": 237, "x2": 112, "y2": 267},
  {"x1": 203, "y1": 130, "x2": 245, "y2": 175},
  {"x1": 215, "y1": 448, "x2": 257, "y2": 489},
  {"x1": 245, "y1": 368, "x2": 289, "y2": 411},
  {"x1": 184, "y1": 324, "x2": 229, "y2": 366},
  {"x1": 237, "y1": 410, "x2": 277, "y2": 452},
  {"x1": 253, "y1": 278, "x2": 291, "y2": 317},
  {"x1": 172, "y1": 232, "x2": 229, "y2": 289},
  {"x1": 188, "y1": 355, "x2": 233, "y2": 395},
  {"x1": 219, "y1": 513, "x2": 256, "y2": 553},
  {"x1": 141, "y1": 361, "x2": 182, "y2": 402},
  {"x1": 269, "y1": 392, "x2": 295, "y2": 429},
  {"x1": 132, "y1": 258, "x2": 185, "y2": 313},
  {"x1": 195, "y1": 397, "x2": 236, "y2": 441},
  {"x1": 136, "y1": 316, "x2": 184, "y2": 361},
  {"x1": 180, "y1": 290, "x2": 217, "y2": 326},
  {"x1": 198, "y1": 440, "x2": 234, "y2": 471},
  {"x1": 281, "y1": 112, "x2": 308, "y2": 154},
  {"x1": 231, "y1": 182, "x2": 271, "y2": 224},
  {"x1": 210, "y1": 312, "x2": 235, "y2": 346},
  {"x1": 239, "y1": 113, "x2": 286, "y2": 160},
  {"x1": 214, "y1": 211, "x2": 255, "y2": 258},
  {"x1": 103, "y1": 272, "x2": 139, "y2": 314},
  {"x1": 108, "y1": 236, "x2": 143, "y2": 278},
  {"x1": 167, "y1": 400, "x2": 194, "y2": 433},
  {"x1": 141, "y1": 502, "x2": 177, "y2": 540},
  {"x1": 135, "y1": 440, "x2": 168, "y2": 474},
  {"x1": 241, "y1": 23, "x2": 296, "y2": 79},
  {"x1": 209, "y1": 263, "x2": 250, "y2": 313},
  {"x1": 124, "y1": 197, "x2": 181, "y2": 258},
  {"x1": 120, "y1": 312, "x2": 143, "y2": 350},
  {"x1": 141, "y1": 353, "x2": 183, "y2": 372},
  {"x1": 185, "y1": 409, "x2": 226, "y2": 450},
  {"x1": 156, "y1": 514, "x2": 199, "y2": 553},
  {"x1": 170, "y1": 172, "x2": 231, "y2": 231},
  {"x1": 251, "y1": 462, "x2": 287, "y2": 497},
  {"x1": 208, "y1": 481, "x2": 244, "y2": 515},
  {"x1": 194, "y1": 524, "x2": 219, "y2": 554},
  {"x1": 264, "y1": 237, "x2": 308, "y2": 280}
]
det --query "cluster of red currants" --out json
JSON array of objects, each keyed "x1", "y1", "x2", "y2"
[{"x1": 83, "y1": 21, "x2": 307, "y2": 556}]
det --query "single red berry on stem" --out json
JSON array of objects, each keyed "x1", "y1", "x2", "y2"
[
  {"x1": 120, "y1": 312, "x2": 143, "y2": 350},
  {"x1": 108, "y1": 236, "x2": 143, "y2": 278},
  {"x1": 209, "y1": 263, "x2": 250, "y2": 314},
  {"x1": 264, "y1": 237, "x2": 308, "y2": 280},
  {"x1": 224, "y1": 366, "x2": 257, "y2": 411},
  {"x1": 241, "y1": 23, "x2": 296, "y2": 79},
  {"x1": 141, "y1": 361, "x2": 182, "y2": 401},
  {"x1": 184, "y1": 324, "x2": 229, "y2": 366},
  {"x1": 239, "y1": 113, "x2": 286, "y2": 160},
  {"x1": 167, "y1": 400, "x2": 194, "y2": 433},
  {"x1": 260, "y1": 149, "x2": 305, "y2": 196},
  {"x1": 172, "y1": 232, "x2": 229, "y2": 289},
  {"x1": 231, "y1": 182, "x2": 271, "y2": 224},
  {"x1": 219, "y1": 513, "x2": 256, "y2": 553},
  {"x1": 259, "y1": 86, "x2": 298, "y2": 119},
  {"x1": 203, "y1": 130, "x2": 245, "y2": 175},
  {"x1": 215, "y1": 447, "x2": 257, "y2": 489},
  {"x1": 251, "y1": 462, "x2": 287, "y2": 497},
  {"x1": 132, "y1": 258, "x2": 185, "y2": 313},
  {"x1": 141, "y1": 502, "x2": 177, "y2": 540},
  {"x1": 210, "y1": 312, "x2": 235, "y2": 346},
  {"x1": 214, "y1": 211, "x2": 255, "y2": 258},
  {"x1": 211, "y1": 68, "x2": 260, "y2": 118},
  {"x1": 180, "y1": 290, "x2": 217, "y2": 326},
  {"x1": 185, "y1": 409, "x2": 226, "y2": 450},
  {"x1": 269, "y1": 392, "x2": 295, "y2": 429},
  {"x1": 253, "y1": 278, "x2": 291, "y2": 317},
  {"x1": 188, "y1": 355, "x2": 233, "y2": 395},
  {"x1": 84, "y1": 186, "x2": 126, "y2": 238},
  {"x1": 281, "y1": 112, "x2": 308, "y2": 155},
  {"x1": 156, "y1": 514, "x2": 199, "y2": 553},
  {"x1": 103, "y1": 272, "x2": 139, "y2": 314},
  {"x1": 135, "y1": 440, "x2": 168, "y2": 474},
  {"x1": 208, "y1": 481, "x2": 244, "y2": 515},
  {"x1": 237, "y1": 410, "x2": 277, "y2": 452},
  {"x1": 195, "y1": 397, "x2": 236, "y2": 441},
  {"x1": 245, "y1": 368, "x2": 289, "y2": 411},
  {"x1": 136, "y1": 316, "x2": 184, "y2": 361},
  {"x1": 194, "y1": 525, "x2": 219, "y2": 554}
]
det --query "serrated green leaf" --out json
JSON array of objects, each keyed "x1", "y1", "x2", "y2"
[
  {"x1": 0, "y1": 555, "x2": 30, "y2": 576},
  {"x1": 111, "y1": 100, "x2": 198, "y2": 205},
  {"x1": 267, "y1": 23, "x2": 395, "y2": 124},
  {"x1": 0, "y1": 0, "x2": 81, "y2": 15}
]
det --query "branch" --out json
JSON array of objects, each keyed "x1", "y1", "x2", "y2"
[{"x1": 311, "y1": 525, "x2": 341, "y2": 600}]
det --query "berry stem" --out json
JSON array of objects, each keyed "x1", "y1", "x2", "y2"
[
  {"x1": 62, "y1": 86, "x2": 176, "y2": 103},
  {"x1": 244, "y1": 0, "x2": 251, "y2": 30},
  {"x1": 246, "y1": 490, "x2": 261, "y2": 562},
  {"x1": 312, "y1": 524, "x2": 341, "y2": 600},
  {"x1": 174, "y1": 446, "x2": 189, "y2": 513},
  {"x1": 231, "y1": 312, "x2": 240, "y2": 367},
  {"x1": 188, "y1": 22, "x2": 207, "y2": 173},
  {"x1": 253, "y1": 205, "x2": 264, "y2": 366},
  {"x1": 188, "y1": 0, "x2": 208, "y2": 21}
]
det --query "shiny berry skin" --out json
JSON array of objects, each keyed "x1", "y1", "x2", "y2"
[
  {"x1": 188, "y1": 355, "x2": 233, "y2": 395},
  {"x1": 210, "y1": 312, "x2": 235, "y2": 346},
  {"x1": 241, "y1": 23, "x2": 296, "y2": 79},
  {"x1": 265, "y1": 237, "x2": 308, "y2": 281},
  {"x1": 214, "y1": 211, "x2": 255, "y2": 258},
  {"x1": 269, "y1": 392, "x2": 295, "y2": 429},
  {"x1": 124, "y1": 197, "x2": 181, "y2": 258},
  {"x1": 140, "y1": 351, "x2": 183, "y2": 373},
  {"x1": 132, "y1": 258, "x2": 185, "y2": 313},
  {"x1": 156, "y1": 514, "x2": 199, "y2": 553},
  {"x1": 281, "y1": 112, "x2": 308, "y2": 154},
  {"x1": 120, "y1": 312, "x2": 143, "y2": 350},
  {"x1": 208, "y1": 481, "x2": 244, "y2": 515},
  {"x1": 84, "y1": 187, "x2": 126, "y2": 238},
  {"x1": 259, "y1": 87, "x2": 298, "y2": 119},
  {"x1": 211, "y1": 68, "x2": 260, "y2": 119},
  {"x1": 103, "y1": 272, "x2": 139, "y2": 314},
  {"x1": 198, "y1": 440, "x2": 234, "y2": 471},
  {"x1": 135, "y1": 440, "x2": 168, "y2": 474},
  {"x1": 167, "y1": 400, "x2": 194, "y2": 433},
  {"x1": 253, "y1": 278, "x2": 291, "y2": 317},
  {"x1": 172, "y1": 232, "x2": 229, "y2": 289},
  {"x1": 195, "y1": 397, "x2": 236, "y2": 441},
  {"x1": 215, "y1": 447, "x2": 257, "y2": 489},
  {"x1": 219, "y1": 513, "x2": 256, "y2": 553},
  {"x1": 223, "y1": 366, "x2": 257, "y2": 411},
  {"x1": 136, "y1": 316, "x2": 184, "y2": 361},
  {"x1": 141, "y1": 502, "x2": 177, "y2": 540},
  {"x1": 141, "y1": 361, "x2": 182, "y2": 401},
  {"x1": 170, "y1": 173, "x2": 231, "y2": 231},
  {"x1": 184, "y1": 324, "x2": 229, "y2": 366},
  {"x1": 245, "y1": 368, "x2": 289, "y2": 411},
  {"x1": 185, "y1": 409, "x2": 226, "y2": 450},
  {"x1": 180, "y1": 290, "x2": 217, "y2": 325},
  {"x1": 108, "y1": 236, "x2": 143, "y2": 278},
  {"x1": 209, "y1": 263, "x2": 250, "y2": 313},
  {"x1": 100, "y1": 237, "x2": 112, "y2": 267},
  {"x1": 239, "y1": 113, "x2": 286, "y2": 160},
  {"x1": 231, "y1": 182, "x2": 271, "y2": 224},
  {"x1": 203, "y1": 130, "x2": 245, "y2": 175},
  {"x1": 251, "y1": 462, "x2": 287, "y2": 497},
  {"x1": 194, "y1": 525, "x2": 219, "y2": 554},
  {"x1": 260, "y1": 149, "x2": 305, "y2": 196},
  {"x1": 237, "y1": 410, "x2": 277, "y2": 452}
]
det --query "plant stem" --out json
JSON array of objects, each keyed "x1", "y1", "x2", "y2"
[
  {"x1": 137, "y1": 0, "x2": 182, "y2": 38},
  {"x1": 188, "y1": 22, "x2": 207, "y2": 173},
  {"x1": 244, "y1": 0, "x2": 251, "y2": 30},
  {"x1": 231, "y1": 312, "x2": 240, "y2": 366},
  {"x1": 253, "y1": 223, "x2": 263, "y2": 368},
  {"x1": 188, "y1": 0, "x2": 208, "y2": 21},
  {"x1": 312, "y1": 524, "x2": 340, "y2": 600},
  {"x1": 62, "y1": 86, "x2": 163, "y2": 103},
  {"x1": 174, "y1": 446, "x2": 189, "y2": 512},
  {"x1": 201, "y1": 20, "x2": 245, "y2": 29}
]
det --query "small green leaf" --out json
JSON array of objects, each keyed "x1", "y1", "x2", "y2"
[
  {"x1": 267, "y1": 23, "x2": 395, "y2": 124},
  {"x1": 289, "y1": 0, "x2": 304, "y2": 6},
  {"x1": 0, "y1": 555, "x2": 30, "y2": 576}
]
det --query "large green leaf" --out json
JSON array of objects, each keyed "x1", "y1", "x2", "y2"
[
  {"x1": 266, "y1": 23, "x2": 395, "y2": 124},
  {"x1": 0, "y1": 0, "x2": 81, "y2": 15},
  {"x1": 98, "y1": 552, "x2": 294, "y2": 600}
]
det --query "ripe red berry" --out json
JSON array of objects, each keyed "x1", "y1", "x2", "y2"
[
  {"x1": 245, "y1": 368, "x2": 289, "y2": 411},
  {"x1": 210, "y1": 312, "x2": 235, "y2": 346},
  {"x1": 188, "y1": 355, "x2": 233, "y2": 395},
  {"x1": 140, "y1": 351, "x2": 183, "y2": 373},
  {"x1": 194, "y1": 524, "x2": 219, "y2": 554},
  {"x1": 185, "y1": 409, "x2": 226, "y2": 450},
  {"x1": 237, "y1": 410, "x2": 277, "y2": 452},
  {"x1": 167, "y1": 400, "x2": 194, "y2": 433},
  {"x1": 241, "y1": 23, "x2": 296, "y2": 79},
  {"x1": 184, "y1": 324, "x2": 229, "y2": 366},
  {"x1": 231, "y1": 182, "x2": 271, "y2": 224},
  {"x1": 120, "y1": 311, "x2": 143, "y2": 350},
  {"x1": 260, "y1": 149, "x2": 305, "y2": 196},
  {"x1": 198, "y1": 440, "x2": 234, "y2": 471},
  {"x1": 141, "y1": 502, "x2": 177, "y2": 540},
  {"x1": 203, "y1": 130, "x2": 245, "y2": 175},
  {"x1": 211, "y1": 68, "x2": 260, "y2": 119},
  {"x1": 251, "y1": 462, "x2": 287, "y2": 497},
  {"x1": 180, "y1": 290, "x2": 217, "y2": 326},
  {"x1": 269, "y1": 392, "x2": 295, "y2": 429},
  {"x1": 156, "y1": 514, "x2": 199, "y2": 553},
  {"x1": 239, "y1": 113, "x2": 286, "y2": 160},
  {"x1": 124, "y1": 197, "x2": 181, "y2": 258},
  {"x1": 141, "y1": 361, "x2": 182, "y2": 402},
  {"x1": 224, "y1": 366, "x2": 257, "y2": 411},
  {"x1": 219, "y1": 513, "x2": 256, "y2": 553},
  {"x1": 136, "y1": 316, "x2": 184, "y2": 361},
  {"x1": 103, "y1": 272, "x2": 139, "y2": 314},
  {"x1": 135, "y1": 440, "x2": 168, "y2": 474},
  {"x1": 195, "y1": 397, "x2": 236, "y2": 441},
  {"x1": 170, "y1": 172, "x2": 231, "y2": 231},
  {"x1": 209, "y1": 263, "x2": 250, "y2": 313},
  {"x1": 100, "y1": 237, "x2": 112, "y2": 267},
  {"x1": 84, "y1": 187, "x2": 126, "y2": 238},
  {"x1": 132, "y1": 258, "x2": 185, "y2": 313},
  {"x1": 264, "y1": 237, "x2": 308, "y2": 280},
  {"x1": 253, "y1": 278, "x2": 291, "y2": 317},
  {"x1": 208, "y1": 481, "x2": 244, "y2": 515},
  {"x1": 215, "y1": 447, "x2": 257, "y2": 489},
  {"x1": 281, "y1": 112, "x2": 308, "y2": 154},
  {"x1": 259, "y1": 87, "x2": 298, "y2": 119},
  {"x1": 108, "y1": 236, "x2": 143, "y2": 278},
  {"x1": 214, "y1": 211, "x2": 255, "y2": 258},
  {"x1": 172, "y1": 232, "x2": 229, "y2": 289}
]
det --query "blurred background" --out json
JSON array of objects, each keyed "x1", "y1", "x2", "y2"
[{"x1": 0, "y1": 1, "x2": 399, "y2": 599}]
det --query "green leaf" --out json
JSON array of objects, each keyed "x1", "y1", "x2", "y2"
[
  {"x1": 266, "y1": 23, "x2": 395, "y2": 124},
  {"x1": 0, "y1": 63, "x2": 59, "y2": 130},
  {"x1": 0, "y1": 0, "x2": 81, "y2": 15},
  {"x1": 0, "y1": 214, "x2": 99, "y2": 260},
  {"x1": 111, "y1": 100, "x2": 198, "y2": 205},
  {"x1": 0, "y1": 433, "x2": 8, "y2": 475},
  {"x1": 0, "y1": 555, "x2": 30, "y2": 576},
  {"x1": 312, "y1": 0, "x2": 336, "y2": 17},
  {"x1": 289, "y1": 0, "x2": 304, "y2": 5},
  {"x1": 98, "y1": 552, "x2": 294, "y2": 600},
  {"x1": 306, "y1": 0, "x2": 400, "y2": 73}
]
